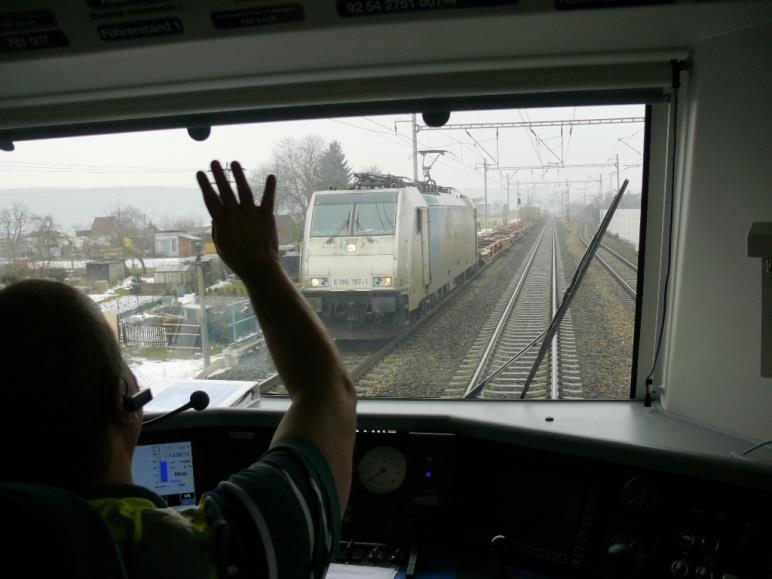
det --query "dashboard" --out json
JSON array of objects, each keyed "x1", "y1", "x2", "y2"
[{"x1": 137, "y1": 403, "x2": 772, "y2": 579}]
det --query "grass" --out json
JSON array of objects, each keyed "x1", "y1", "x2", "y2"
[
  {"x1": 122, "y1": 343, "x2": 224, "y2": 360},
  {"x1": 122, "y1": 346, "x2": 183, "y2": 360}
]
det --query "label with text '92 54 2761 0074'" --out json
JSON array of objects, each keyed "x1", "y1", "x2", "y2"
[{"x1": 337, "y1": 0, "x2": 518, "y2": 18}]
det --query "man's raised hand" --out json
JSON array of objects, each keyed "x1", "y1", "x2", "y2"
[{"x1": 196, "y1": 160, "x2": 279, "y2": 278}]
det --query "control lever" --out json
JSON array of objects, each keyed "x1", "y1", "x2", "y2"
[
  {"x1": 405, "y1": 544, "x2": 418, "y2": 579},
  {"x1": 490, "y1": 535, "x2": 508, "y2": 579},
  {"x1": 605, "y1": 534, "x2": 647, "y2": 578}
]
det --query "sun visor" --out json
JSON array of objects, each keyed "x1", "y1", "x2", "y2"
[{"x1": 0, "y1": 58, "x2": 674, "y2": 143}]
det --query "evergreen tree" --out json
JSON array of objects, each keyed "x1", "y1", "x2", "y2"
[{"x1": 318, "y1": 141, "x2": 352, "y2": 190}]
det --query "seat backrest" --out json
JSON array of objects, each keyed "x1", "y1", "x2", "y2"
[{"x1": 0, "y1": 482, "x2": 127, "y2": 579}]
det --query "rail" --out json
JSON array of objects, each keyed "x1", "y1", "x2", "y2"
[
  {"x1": 579, "y1": 226, "x2": 637, "y2": 299},
  {"x1": 246, "y1": 224, "x2": 534, "y2": 402},
  {"x1": 463, "y1": 222, "x2": 549, "y2": 397}
]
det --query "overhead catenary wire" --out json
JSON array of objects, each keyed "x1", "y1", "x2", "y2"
[{"x1": 366, "y1": 116, "x2": 481, "y2": 176}]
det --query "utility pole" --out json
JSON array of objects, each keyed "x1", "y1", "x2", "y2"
[
  {"x1": 599, "y1": 175, "x2": 603, "y2": 224},
  {"x1": 497, "y1": 128, "x2": 503, "y2": 224},
  {"x1": 474, "y1": 159, "x2": 493, "y2": 228},
  {"x1": 412, "y1": 113, "x2": 419, "y2": 182},
  {"x1": 196, "y1": 248, "x2": 210, "y2": 369},
  {"x1": 505, "y1": 174, "x2": 511, "y2": 226},
  {"x1": 483, "y1": 159, "x2": 488, "y2": 227},
  {"x1": 615, "y1": 154, "x2": 620, "y2": 192}
]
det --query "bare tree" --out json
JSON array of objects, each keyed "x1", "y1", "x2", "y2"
[
  {"x1": 249, "y1": 135, "x2": 326, "y2": 221},
  {"x1": 0, "y1": 202, "x2": 32, "y2": 262},
  {"x1": 28, "y1": 214, "x2": 60, "y2": 271},
  {"x1": 110, "y1": 204, "x2": 153, "y2": 274}
]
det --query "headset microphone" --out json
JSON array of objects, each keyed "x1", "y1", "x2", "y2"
[{"x1": 142, "y1": 391, "x2": 210, "y2": 427}]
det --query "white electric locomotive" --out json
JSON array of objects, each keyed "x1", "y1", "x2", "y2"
[{"x1": 301, "y1": 175, "x2": 478, "y2": 339}]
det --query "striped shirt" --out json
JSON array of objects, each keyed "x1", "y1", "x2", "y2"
[{"x1": 87, "y1": 437, "x2": 340, "y2": 579}]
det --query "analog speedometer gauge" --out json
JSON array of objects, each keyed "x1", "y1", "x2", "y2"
[{"x1": 357, "y1": 446, "x2": 407, "y2": 494}]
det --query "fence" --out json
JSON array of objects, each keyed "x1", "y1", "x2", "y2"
[
  {"x1": 119, "y1": 321, "x2": 167, "y2": 348},
  {"x1": 117, "y1": 296, "x2": 259, "y2": 350},
  {"x1": 223, "y1": 299, "x2": 259, "y2": 344},
  {"x1": 118, "y1": 318, "x2": 201, "y2": 350}
]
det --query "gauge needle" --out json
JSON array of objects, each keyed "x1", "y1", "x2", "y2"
[{"x1": 366, "y1": 468, "x2": 387, "y2": 483}]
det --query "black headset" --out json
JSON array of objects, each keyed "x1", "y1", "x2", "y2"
[{"x1": 121, "y1": 376, "x2": 153, "y2": 413}]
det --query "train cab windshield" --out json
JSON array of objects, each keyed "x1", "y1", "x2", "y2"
[
  {"x1": 0, "y1": 105, "x2": 646, "y2": 401},
  {"x1": 310, "y1": 191, "x2": 398, "y2": 238}
]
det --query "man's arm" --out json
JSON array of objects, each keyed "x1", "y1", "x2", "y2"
[{"x1": 196, "y1": 160, "x2": 357, "y2": 512}]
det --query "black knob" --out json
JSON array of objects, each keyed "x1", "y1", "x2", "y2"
[
  {"x1": 490, "y1": 535, "x2": 509, "y2": 554},
  {"x1": 695, "y1": 566, "x2": 714, "y2": 579},
  {"x1": 701, "y1": 536, "x2": 720, "y2": 552},
  {"x1": 671, "y1": 559, "x2": 690, "y2": 577},
  {"x1": 608, "y1": 542, "x2": 632, "y2": 562},
  {"x1": 677, "y1": 529, "x2": 696, "y2": 548},
  {"x1": 607, "y1": 533, "x2": 648, "y2": 573}
]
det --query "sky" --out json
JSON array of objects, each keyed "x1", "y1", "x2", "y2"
[{"x1": 0, "y1": 105, "x2": 645, "y2": 229}]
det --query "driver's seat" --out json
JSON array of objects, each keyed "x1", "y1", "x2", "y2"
[{"x1": 0, "y1": 482, "x2": 127, "y2": 579}]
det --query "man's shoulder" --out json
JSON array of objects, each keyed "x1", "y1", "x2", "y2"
[
  {"x1": 86, "y1": 485, "x2": 216, "y2": 579},
  {"x1": 86, "y1": 484, "x2": 211, "y2": 543}
]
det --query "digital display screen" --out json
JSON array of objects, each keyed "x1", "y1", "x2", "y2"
[{"x1": 132, "y1": 441, "x2": 196, "y2": 510}]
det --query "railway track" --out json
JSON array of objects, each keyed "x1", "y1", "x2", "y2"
[
  {"x1": 579, "y1": 225, "x2": 638, "y2": 300},
  {"x1": 252, "y1": 228, "x2": 524, "y2": 400},
  {"x1": 443, "y1": 219, "x2": 582, "y2": 400}
]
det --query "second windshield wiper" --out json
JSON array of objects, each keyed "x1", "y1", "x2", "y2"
[{"x1": 326, "y1": 216, "x2": 351, "y2": 244}]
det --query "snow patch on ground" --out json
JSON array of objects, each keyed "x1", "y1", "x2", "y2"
[
  {"x1": 100, "y1": 295, "x2": 160, "y2": 314},
  {"x1": 89, "y1": 293, "x2": 113, "y2": 303},
  {"x1": 208, "y1": 279, "x2": 233, "y2": 290},
  {"x1": 87, "y1": 275, "x2": 135, "y2": 303},
  {"x1": 127, "y1": 355, "x2": 221, "y2": 387},
  {"x1": 177, "y1": 292, "x2": 197, "y2": 305}
]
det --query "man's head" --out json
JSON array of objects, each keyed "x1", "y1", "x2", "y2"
[{"x1": 0, "y1": 279, "x2": 142, "y2": 488}]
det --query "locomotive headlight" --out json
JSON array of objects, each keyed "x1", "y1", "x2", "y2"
[
  {"x1": 345, "y1": 243, "x2": 357, "y2": 253},
  {"x1": 372, "y1": 276, "x2": 393, "y2": 287},
  {"x1": 309, "y1": 276, "x2": 328, "y2": 288}
]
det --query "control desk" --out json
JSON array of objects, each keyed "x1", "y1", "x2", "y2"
[{"x1": 137, "y1": 405, "x2": 772, "y2": 578}]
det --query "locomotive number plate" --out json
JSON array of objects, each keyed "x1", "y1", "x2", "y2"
[{"x1": 332, "y1": 277, "x2": 370, "y2": 289}]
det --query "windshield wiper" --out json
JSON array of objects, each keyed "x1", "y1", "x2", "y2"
[
  {"x1": 465, "y1": 179, "x2": 629, "y2": 400},
  {"x1": 326, "y1": 216, "x2": 350, "y2": 244},
  {"x1": 355, "y1": 219, "x2": 374, "y2": 243}
]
